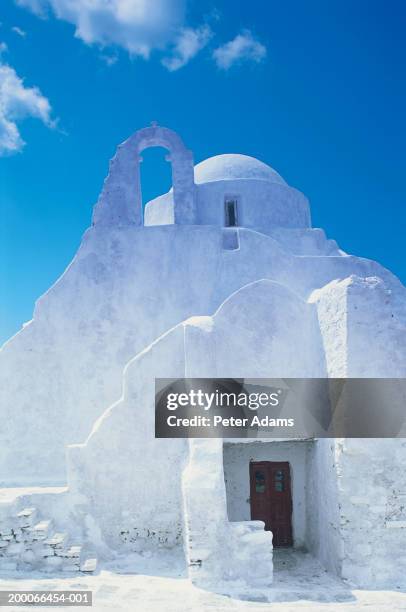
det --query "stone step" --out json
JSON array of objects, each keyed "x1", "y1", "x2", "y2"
[
  {"x1": 44, "y1": 532, "x2": 68, "y2": 548},
  {"x1": 0, "y1": 522, "x2": 13, "y2": 537},
  {"x1": 0, "y1": 508, "x2": 97, "y2": 574},
  {"x1": 80, "y1": 558, "x2": 97, "y2": 573},
  {"x1": 16, "y1": 508, "x2": 36, "y2": 518},
  {"x1": 0, "y1": 511, "x2": 94, "y2": 574},
  {"x1": 60, "y1": 551, "x2": 81, "y2": 572},
  {"x1": 17, "y1": 507, "x2": 38, "y2": 528},
  {"x1": 62, "y1": 545, "x2": 82, "y2": 559},
  {"x1": 0, "y1": 532, "x2": 14, "y2": 541},
  {"x1": 29, "y1": 520, "x2": 52, "y2": 540},
  {"x1": 61, "y1": 564, "x2": 81, "y2": 572}
]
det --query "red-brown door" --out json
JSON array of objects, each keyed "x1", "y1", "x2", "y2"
[{"x1": 249, "y1": 461, "x2": 293, "y2": 547}]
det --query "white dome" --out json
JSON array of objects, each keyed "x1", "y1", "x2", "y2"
[{"x1": 194, "y1": 154, "x2": 286, "y2": 186}]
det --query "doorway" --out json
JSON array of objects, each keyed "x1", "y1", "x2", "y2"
[{"x1": 250, "y1": 461, "x2": 293, "y2": 547}]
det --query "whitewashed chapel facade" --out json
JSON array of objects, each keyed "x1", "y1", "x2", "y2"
[{"x1": 0, "y1": 125, "x2": 405, "y2": 595}]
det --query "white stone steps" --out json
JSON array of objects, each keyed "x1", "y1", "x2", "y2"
[
  {"x1": 61, "y1": 564, "x2": 80, "y2": 572},
  {"x1": 28, "y1": 519, "x2": 53, "y2": 541},
  {"x1": 0, "y1": 507, "x2": 97, "y2": 574},
  {"x1": 60, "y1": 546, "x2": 82, "y2": 572},
  {"x1": 0, "y1": 532, "x2": 14, "y2": 541},
  {"x1": 44, "y1": 532, "x2": 68, "y2": 548},
  {"x1": 62, "y1": 545, "x2": 81, "y2": 559},
  {"x1": 17, "y1": 508, "x2": 36, "y2": 518},
  {"x1": 17, "y1": 507, "x2": 38, "y2": 529},
  {"x1": 80, "y1": 558, "x2": 97, "y2": 573},
  {"x1": 33, "y1": 519, "x2": 52, "y2": 532}
]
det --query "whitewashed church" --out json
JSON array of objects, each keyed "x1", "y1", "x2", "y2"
[{"x1": 0, "y1": 125, "x2": 405, "y2": 597}]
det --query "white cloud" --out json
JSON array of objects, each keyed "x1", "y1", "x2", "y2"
[
  {"x1": 16, "y1": 0, "x2": 46, "y2": 16},
  {"x1": 213, "y1": 30, "x2": 266, "y2": 70},
  {"x1": 0, "y1": 52, "x2": 53, "y2": 155},
  {"x1": 161, "y1": 25, "x2": 212, "y2": 71},
  {"x1": 100, "y1": 52, "x2": 118, "y2": 67},
  {"x1": 17, "y1": 0, "x2": 187, "y2": 58},
  {"x1": 12, "y1": 26, "x2": 27, "y2": 37},
  {"x1": 15, "y1": 2, "x2": 268, "y2": 71}
]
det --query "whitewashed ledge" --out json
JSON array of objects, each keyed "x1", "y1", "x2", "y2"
[{"x1": 0, "y1": 487, "x2": 67, "y2": 506}]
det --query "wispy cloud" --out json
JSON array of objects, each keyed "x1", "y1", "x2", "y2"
[
  {"x1": 161, "y1": 25, "x2": 212, "y2": 71},
  {"x1": 16, "y1": 0, "x2": 45, "y2": 16},
  {"x1": 100, "y1": 52, "x2": 118, "y2": 67},
  {"x1": 213, "y1": 30, "x2": 266, "y2": 70},
  {"x1": 0, "y1": 45, "x2": 54, "y2": 155},
  {"x1": 16, "y1": 0, "x2": 187, "y2": 58},
  {"x1": 15, "y1": 1, "x2": 268, "y2": 72},
  {"x1": 11, "y1": 26, "x2": 27, "y2": 37}
]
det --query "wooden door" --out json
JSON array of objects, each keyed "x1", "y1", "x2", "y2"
[{"x1": 249, "y1": 461, "x2": 293, "y2": 547}]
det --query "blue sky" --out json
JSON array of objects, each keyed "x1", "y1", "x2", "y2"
[{"x1": 0, "y1": 0, "x2": 405, "y2": 344}]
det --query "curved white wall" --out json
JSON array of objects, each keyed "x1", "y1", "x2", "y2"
[{"x1": 145, "y1": 180, "x2": 310, "y2": 230}]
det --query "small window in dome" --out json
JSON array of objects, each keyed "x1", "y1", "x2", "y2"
[{"x1": 225, "y1": 197, "x2": 238, "y2": 227}]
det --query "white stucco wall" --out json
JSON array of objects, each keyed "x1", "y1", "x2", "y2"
[
  {"x1": 306, "y1": 439, "x2": 343, "y2": 575},
  {"x1": 310, "y1": 275, "x2": 406, "y2": 378},
  {"x1": 145, "y1": 152, "x2": 311, "y2": 231},
  {"x1": 308, "y1": 275, "x2": 406, "y2": 585},
  {"x1": 67, "y1": 278, "x2": 326, "y2": 547},
  {"x1": 266, "y1": 227, "x2": 341, "y2": 256},
  {"x1": 67, "y1": 324, "x2": 188, "y2": 552},
  {"x1": 2, "y1": 218, "x2": 399, "y2": 484},
  {"x1": 223, "y1": 441, "x2": 311, "y2": 548},
  {"x1": 337, "y1": 438, "x2": 406, "y2": 588},
  {"x1": 145, "y1": 179, "x2": 311, "y2": 231}
]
